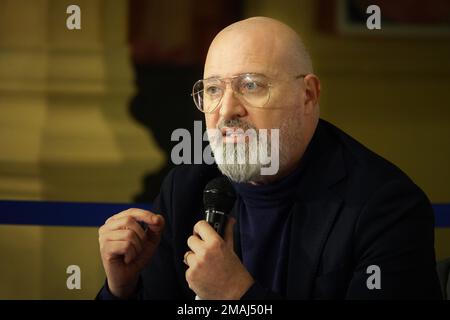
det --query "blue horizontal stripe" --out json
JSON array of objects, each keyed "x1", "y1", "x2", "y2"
[
  {"x1": 433, "y1": 204, "x2": 450, "y2": 228},
  {"x1": 0, "y1": 200, "x2": 151, "y2": 227},
  {"x1": 0, "y1": 200, "x2": 449, "y2": 227}
]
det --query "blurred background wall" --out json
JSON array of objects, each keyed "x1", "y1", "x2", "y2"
[{"x1": 0, "y1": 0, "x2": 449, "y2": 299}]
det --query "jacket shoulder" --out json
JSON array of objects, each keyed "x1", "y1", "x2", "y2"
[{"x1": 320, "y1": 120, "x2": 428, "y2": 204}]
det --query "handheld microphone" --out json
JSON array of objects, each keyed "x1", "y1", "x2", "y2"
[
  {"x1": 203, "y1": 176, "x2": 236, "y2": 237},
  {"x1": 195, "y1": 177, "x2": 236, "y2": 300}
]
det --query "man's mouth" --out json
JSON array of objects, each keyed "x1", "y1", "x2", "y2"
[{"x1": 220, "y1": 127, "x2": 247, "y2": 143}]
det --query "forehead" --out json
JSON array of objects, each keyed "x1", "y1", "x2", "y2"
[
  {"x1": 204, "y1": 72, "x2": 269, "y2": 81},
  {"x1": 204, "y1": 31, "x2": 282, "y2": 79}
]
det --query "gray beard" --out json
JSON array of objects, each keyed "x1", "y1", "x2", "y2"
[
  {"x1": 208, "y1": 115, "x2": 301, "y2": 184},
  {"x1": 209, "y1": 130, "x2": 291, "y2": 184},
  {"x1": 210, "y1": 139, "x2": 266, "y2": 183}
]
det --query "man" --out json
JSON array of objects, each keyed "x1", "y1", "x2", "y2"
[{"x1": 97, "y1": 17, "x2": 442, "y2": 299}]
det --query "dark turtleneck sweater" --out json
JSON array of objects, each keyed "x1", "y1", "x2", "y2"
[{"x1": 232, "y1": 159, "x2": 306, "y2": 296}]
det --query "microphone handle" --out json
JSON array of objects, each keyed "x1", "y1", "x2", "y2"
[{"x1": 205, "y1": 209, "x2": 228, "y2": 237}]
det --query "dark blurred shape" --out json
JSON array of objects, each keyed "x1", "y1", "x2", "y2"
[
  {"x1": 129, "y1": 64, "x2": 203, "y2": 202},
  {"x1": 348, "y1": 0, "x2": 450, "y2": 25},
  {"x1": 128, "y1": 0, "x2": 243, "y2": 203},
  {"x1": 317, "y1": 0, "x2": 450, "y2": 34},
  {"x1": 437, "y1": 257, "x2": 450, "y2": 300}
]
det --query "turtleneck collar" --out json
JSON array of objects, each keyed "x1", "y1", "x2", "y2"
[{"x1": 232, "y1": 123, "x2": 320, "y2": 209}]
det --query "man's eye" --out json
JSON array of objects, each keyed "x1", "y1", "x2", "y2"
[
  {"x1": 205, "y1": 86, "x2": 221, "y2": 95},
  {"x1": 245, "y1": 82, "x2": 258, "y2": 90},
  {"x1": 241, "y1": 81, "x2": 265, "y2": 93}
]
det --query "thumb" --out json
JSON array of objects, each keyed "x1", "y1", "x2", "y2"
[{"x1": 224, "y1": 216, "x2": 236, "y2": 249}]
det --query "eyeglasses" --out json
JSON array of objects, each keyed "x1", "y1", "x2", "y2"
[{"x1": 191, "y1": 73, "x2": 307, "y2": 113}]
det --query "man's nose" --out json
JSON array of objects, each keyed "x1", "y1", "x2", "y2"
[{"x1": 218, "y1": 85, "x2": 247, "y2": 119}]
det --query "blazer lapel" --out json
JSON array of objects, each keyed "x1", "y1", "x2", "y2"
[
  {"x1": 286, "y1": 120, "x2": 347, "y2": 298},
  {"x1": 286, "y1": 194, "x2": 343, "y2": 299}
]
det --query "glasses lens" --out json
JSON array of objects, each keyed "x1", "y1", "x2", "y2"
[
  {"x1": 192, "y1": 79, "x2": 223, "y2": 113},
  {"x1": 235, "y1": 74, "x2": 270, "y2": 108},
  {"x1": 192, "y1": 74, "x2": 271, "y2": 113},
  {"x1": 192, "y1": 80, "x2": 205, "y2": 112},
  {"x1": 203, "y1": 79, "x2": 224, "y2": 113}
]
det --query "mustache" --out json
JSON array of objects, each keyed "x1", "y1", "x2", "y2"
[{"x1": 217, "y1": 119, "x2": 255, "y2": 131}]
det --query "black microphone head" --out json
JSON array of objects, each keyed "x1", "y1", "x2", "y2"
[{"x1": 203, "y1": 176, "x2": 236, "y2": 214}]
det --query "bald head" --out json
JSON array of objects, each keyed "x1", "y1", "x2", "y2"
[{"x1": 204, "y1": 17, "x2": 313, "y2": 79}]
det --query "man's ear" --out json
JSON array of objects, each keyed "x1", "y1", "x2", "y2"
[{"x1": 303, "y1": 74, "x2": 321, "y2": 115}]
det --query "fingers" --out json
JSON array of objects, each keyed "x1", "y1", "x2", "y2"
[
  {"x1": 186, "y1": 219, "x2": 232, "y2": 268},
  {"x1": 99, "y1": 208, "x2": 165, "y2": 265},
  {"x1": 103, "y1": 216, "x2": 146, "y2": 242},
  {"x1": 192, "y1": 218, "x2": 235, "y2": 245},
  {"x1": 102, "y1": 240, "x2": 138, "y2": 264},
  {"x1": 193, "y1": 220, "x2": 220, "y2": 242},
  {"x1": 185, "y1": 234, "x2": 203, "y2": 267},
  {"x1": 102, "y1": 229, "x2": 143, "y2": 254},
  {"x1": 99, "y1": 226, "x2": 141, "y2": 264},
  {"x1": 187, "y1": 234, "x2": 204, "y2": 253},
  {"x1": 183, "y1": 250, "x2": 194, "y2": 266},
  {"x1": 108, "y1": 208, "x2": 163, "y2": 229},
  {"x1": 146, "y1": 214, "x2": 165, "y2": 235},
  {"x1": 104, "y1": 208, "x2": 165, "y2": 240}
]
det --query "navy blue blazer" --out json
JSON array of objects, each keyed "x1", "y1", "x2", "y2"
[{"x1": 101, "y1": 119, "x2": 442, "y2": 300}]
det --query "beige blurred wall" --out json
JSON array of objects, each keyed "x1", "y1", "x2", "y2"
[
  {"x1": 0, "y1": 0, "x2": 449, "y2": 299},
  {"x1": 0, "y1": 0, "x2": 164, "y2": 299},
  {"x1": 0, "y1": 0, "x2": 165, "y2": 203}
]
